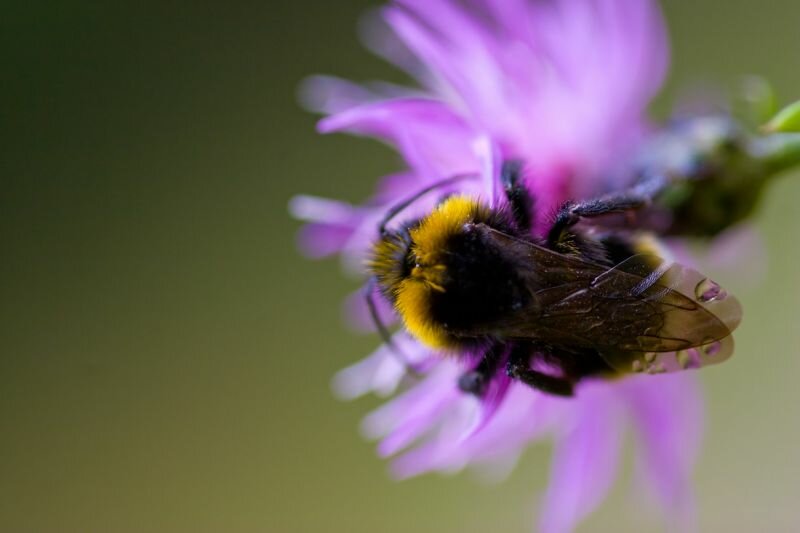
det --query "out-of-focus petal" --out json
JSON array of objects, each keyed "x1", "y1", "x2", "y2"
[
  {"x1": 319, "y1": 98, "x2": 479, "y2": 179},
  {"x1": 620, "y1": 374, "x2": 703, "y2": 532},
  {"x1": 289, "y1": 194, "x2": 357, "y2": 225},
  {"x1": 331, "y1": 333, "x2": 433, "y2": 400},
  {"x1": 538, "y1": 382, "x2": 625, "y2": 533},
  {"x1": 376, "y1": 385, "x2": 460, "y2": 457},
  {"x1": 383, "y1": 0, "x2": 669, "y2": 202},
  {"x1": 455, "y1": 384, "x2": 565, "y2": 463},
  {"x1": 388, "y1": 392, "x2": 481, "y2": 478},
  {"x1": 465, "y1": 360, "x2": 512, "y2": 437},
  {"x1": 372, "y1": 171, "x2": 422, "y2": 204},
  {"x1": 358, "y1": 8, "x2": 434, "y2": 86},
  {"x1": 289, "y1": 195, "x2": 365, "y2": 258},
  {"x1": 296, "y1": 223, "x2": 356, "y2": 258},
  {"x1": 362, "y1": 361, "x2": 460, "y2": 438},
  {"x1": 385, "y1": 2, "x2": 510, "y2": 131},
  {"x1": 667, "y1": 224, "x2": 768, "y2": 289},
  {"x1": 342, "y1": 284, "x2": 398, "y2": 333},
  {"x1": 298, "y1": 75, "x2": 379, "y2": 115},
  {"x1": 299, "y1": 74, "x2": 426, "y2": 115},
  {"x1": 473, "y1": 135, "x2": 504, "y2": 207}
]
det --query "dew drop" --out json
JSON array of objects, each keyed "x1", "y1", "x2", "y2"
[
  {"x1": 702, "y1": 341, "x2": 722, "y2": 357},
  {"x1": 694, "y1": 278, "x2": 728, "y2": 302},
  {"x1": 676, "y1": 350, "x2": 697, "y2": 369}
]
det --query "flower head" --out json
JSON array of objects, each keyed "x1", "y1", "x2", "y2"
[{"x1": 292, "y1": 1, "x2": 704, "y2": 531}]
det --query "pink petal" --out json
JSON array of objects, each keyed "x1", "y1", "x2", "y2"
[
  {"x1": 538, "y1": 382, "x2": 625, "y2": 533},
  {"x1": 620, "y1": 374, "x2": 703, "y2": 532},
  {"x1": 376, "y1": 387, "x2": 460, "y2": 457},
  {"x1": 473, "y1": 135, "x2": 503, "y2": 207},
  {"x1": 288, "y1": 195, "x2": 358, "y2": 225},
  {"x1": 299, "y1": 74, "x2": 425, "y2": 115},
  {"x1": 385, "y1": 3, "x2": 512, "y2": 132},
  {"x1": 342, "y1": 284, "x2": 398, "y2": 333},
  {"x1": 357, "y1": 7, "x2": 433, "y2": 85},
  {"x1": 457, "y1": 384, "x2": 565, "y2": 462},
  {"x1": 377, "y1": 0, "x2": 670, "y2": 208},
  {"x1": 388, "y1": 394, "x2": 481, "y2": 478},
  {"x1": 372, "y1": 171, "x2": 423, "y2": 204},
  {"x1": 361, "y1": 362, "x2": 458, "y2": 439},
  {"x1": 331, "y1": 334, "x2": 433, "y2": 400},
  {"x1": 296, "y1": 223, "x2": 357, "y2": 259},
  {"x1": 318, "y1": 98, "x2": 479, "y2": 179},
  {"x1": 298, "y1": 75, "x2": 378, "y2": 115},
  {"x1": 288, "y1": 195, "x2": 365, "y2": 258}
]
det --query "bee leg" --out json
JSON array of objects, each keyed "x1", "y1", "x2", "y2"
[
  {"x1": 501, "y1": 160, "x2": 534, "y2": 233},
  {"x1": 458, "y1": 343, "x2": 504, "y2": 396},
  {"x1": 546, "y1": 173, "x2": 668, "y2": 250},
  {"x1": 364, "y1": 277, "x2": 422, "y2": 377},
  {"x1": 378, "y1": 173, "x2": 478, "y2": 235},
  {"x1": 505, "y1": 345, "x2": 574, "y2": 397}
]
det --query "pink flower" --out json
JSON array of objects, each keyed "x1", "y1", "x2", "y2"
[{"x1": 292, "y1": 1, "x2": 703, "y2": 531}]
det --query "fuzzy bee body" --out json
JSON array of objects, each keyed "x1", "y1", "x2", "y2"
[{"x1": 369, "y1": 169, "x2": 742, "y2": 397}]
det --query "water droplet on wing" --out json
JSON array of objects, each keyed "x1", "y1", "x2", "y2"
[
  {"x1": 695, "y1": 278, "x2": 727, "y2": 302},
  {"x1": 702, "y1": 341, "x2": 722, "y2": 357},
  {"x1": 676, "y1": 349, "x2": 699, "y2": 369}
]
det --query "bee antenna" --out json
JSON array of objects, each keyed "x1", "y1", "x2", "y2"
[
  {"x1": 365, "y1": 277, "x2": 423, "y2": 378},
  {"x1": 378, "y1": 172, "x2": 478, "y2": 236}
]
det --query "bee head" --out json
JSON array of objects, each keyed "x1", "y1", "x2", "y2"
[
  {"x1": 369, "y1": 227, "x2": 415, "y2": 297},
  {"x1": 369, "y1": 196, "x2": 491, "y2": 348},
  {"x1": 371, "y1": 196, "x2": 487, "y2": 287}
]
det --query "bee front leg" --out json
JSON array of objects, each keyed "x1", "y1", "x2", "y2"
[
  {"x1": 501, "y1": 160, "x2": 534, "y2": 233},
  {"x1": 505, "y1": 345, "x2": 574, "y2": 397},
  {"x1": 546, "y1": 173, "x2": 668, "y2": 250},
  {"x1": 457, "y1": 343, "x2": 505, "y2": 396}
]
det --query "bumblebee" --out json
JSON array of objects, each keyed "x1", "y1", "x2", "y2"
[{"x1": 368, "y1": 163, "x2": 742, "y2": 397}]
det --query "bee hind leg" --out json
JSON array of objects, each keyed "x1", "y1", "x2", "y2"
[
  {"x1": 457, "y1": 343, "x2": 505, "y2": 397},
  {"x1": 505, "y1": 345, "x2": 574, "y2": 397}
]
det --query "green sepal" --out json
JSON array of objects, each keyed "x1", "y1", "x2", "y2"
[{"x1": 763, "y1": 99, "x2": 800, "y2": 133}]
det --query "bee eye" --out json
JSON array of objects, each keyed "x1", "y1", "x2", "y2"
[{"x1": 402, "y1": 249, "x2": 416, "y2": 276}]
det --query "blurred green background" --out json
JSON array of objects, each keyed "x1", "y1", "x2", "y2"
[{"x1": 2, "y1": 2, "x2": 799, "y2": 532}]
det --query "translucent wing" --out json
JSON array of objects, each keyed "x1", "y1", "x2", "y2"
[{"x1": 479, "y1": 226, "x2": 742, "y2": 375}]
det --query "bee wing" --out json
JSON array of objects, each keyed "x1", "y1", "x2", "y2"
[{"x1": 481, "y1": 227, "x2": 742, "y2": 374}]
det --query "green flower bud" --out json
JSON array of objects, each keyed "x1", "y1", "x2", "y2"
[{"x1": 763, "y1": 99, "x2": 800, "y2": 133}]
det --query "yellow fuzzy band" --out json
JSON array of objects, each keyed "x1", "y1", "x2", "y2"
[
  {"x1": 396, "y1": 278, "x2": 452, "y2": 348},
  {"x1": 410, "y1": 195, "x2": 488, "y2": 265},
  {"x1": 393, "y1": 196, "x2": 488, "y2": 349}
]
